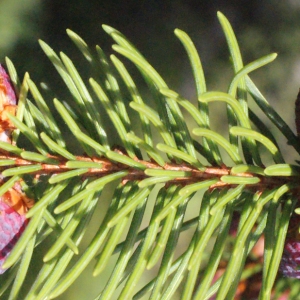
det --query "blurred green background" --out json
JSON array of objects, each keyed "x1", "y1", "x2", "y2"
[{"x1": 2, "y1": 0, "x2": 300, "y2": 298}]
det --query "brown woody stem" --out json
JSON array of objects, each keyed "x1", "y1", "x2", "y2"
[{"x1": 0, "y1": 153, "x2": 297, "y2": 193}]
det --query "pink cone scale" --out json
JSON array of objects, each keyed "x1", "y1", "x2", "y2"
[
  {"x1": 0, "y1": 64, "x2": 17, "y2": 144},
  {"x1": 0, "y1": 202, "x2": 27, "y2": 274},
  {"x1": 0, "y1": 65, "x2": 16, "y2": 105}
]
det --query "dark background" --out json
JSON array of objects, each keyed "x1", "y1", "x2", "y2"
[
  {"x1": 2, "y1": 1, "x2": 300, "y2": 298},
  {"x1": 3, "y1": 1, "x2": 300, "y2": 117},
  {"x1": 3, "y1": 1, "x2": 300, "y2": 151}
]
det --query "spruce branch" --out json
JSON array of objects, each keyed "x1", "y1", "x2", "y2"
[{"x1": 0, "y1": 11, "x2": 299, "y2": 300}]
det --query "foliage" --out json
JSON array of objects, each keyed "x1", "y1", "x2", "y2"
[{"x1": 1, "y1": 11, "x2": 300, "y2": 300}]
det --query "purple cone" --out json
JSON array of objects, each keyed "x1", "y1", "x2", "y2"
[
  {"x1": 0, "y1": 201, "x2": 27, "y2": 274},
  {"x1": 279, "y1": 240, "x2": 300, "y2": 278},
  {"x1": 0, "y1": 65, "x2": 26, "y2": 274}
]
